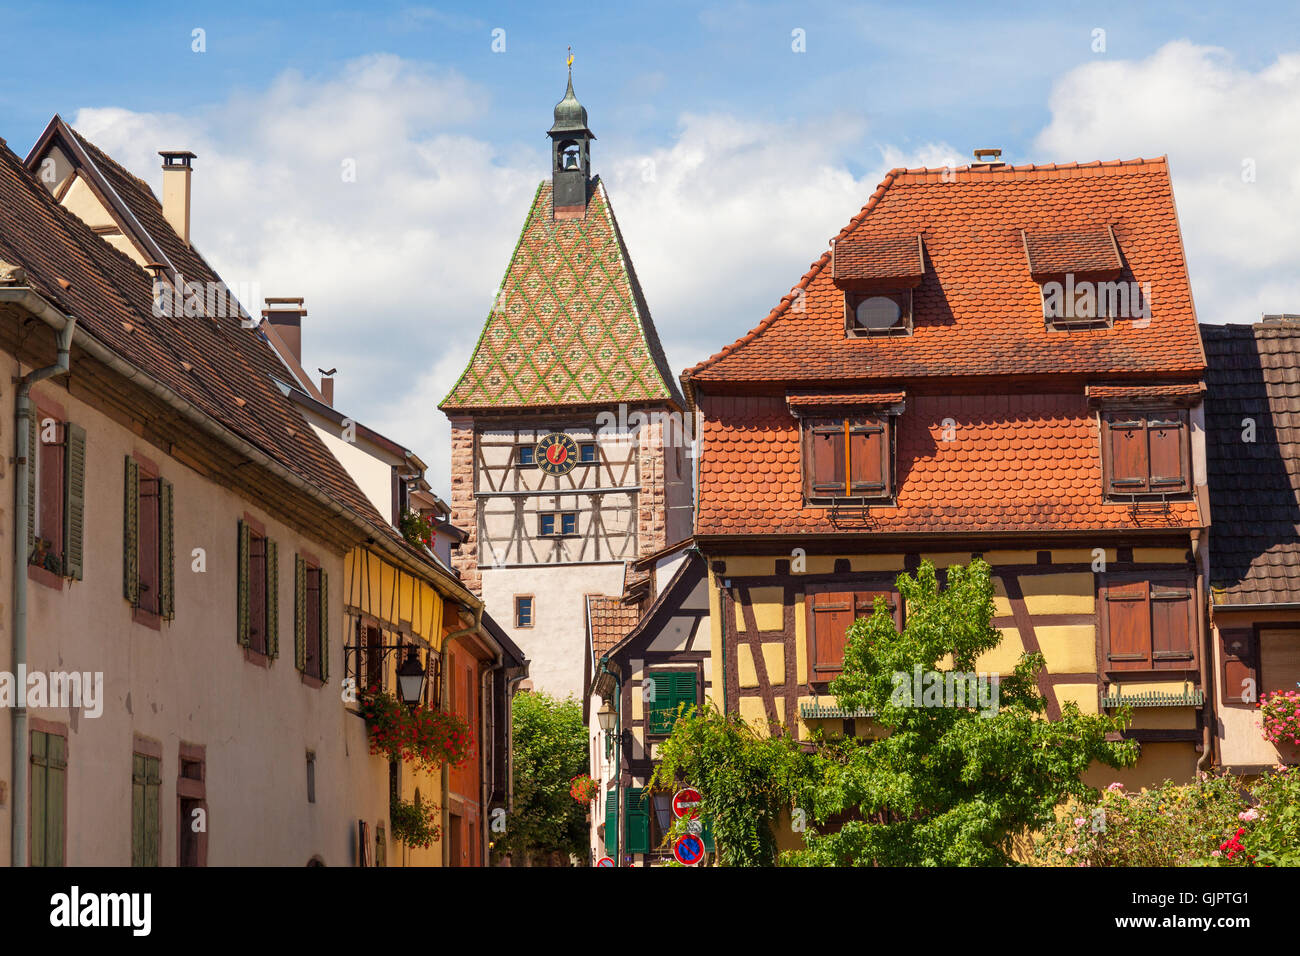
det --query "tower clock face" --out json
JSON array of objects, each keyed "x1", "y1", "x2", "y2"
[{"x1": 535, "y1": 433, "x2": 579, "y2": 476}]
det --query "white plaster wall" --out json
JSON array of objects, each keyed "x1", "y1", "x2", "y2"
[
  {"x1": 480, "y1": 564, "x2": 625, "y2": 701},
  {"x1": 312, "y1": 423, "x2": 395, "y2": 525},
  {"x1": 0, "y1": 362, "x2": 391, "y2": 865}
]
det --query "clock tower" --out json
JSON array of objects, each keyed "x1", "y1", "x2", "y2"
[{"x1": 439, "y1": 69, "x2": 691, "y2": 699}]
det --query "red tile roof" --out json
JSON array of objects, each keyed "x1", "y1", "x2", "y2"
[
  {"x1": 695, "y1": 392, "x2": 1200, "y2": 536},
  {"x1": 833, "y1": 234, "x2": 924, "y2": 285},
  {"x1": 684, "y1": 159, "x2": 1206, "y2": 390},
  {"x1": 786, "y1": 389, "x2": 906, "y2": 409},
  {"x1": 1086, "y1": 382, "x2": 1205, "y2": 401},
  {"x1": 1022, "y1": 225, "x2": 1121, "y2": 277},
  {"x1": 587, "y1": 595, "x2": 641, "y2": 659}
]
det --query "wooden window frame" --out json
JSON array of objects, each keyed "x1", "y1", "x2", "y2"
[
  {"x1": 297, "y1": 552, "x2": 326, "y2": 684},
  {"x1": 844, "y1": 290, "x2": 912, "y2": 337},
  {"x1": 1040, "y1": 280, "x2": 1118, "y2": 330},
  {"x1": 514, "y1": 595, "x2": 534, "y2": 628},
  {"x1": 1219, "y1": 626, "x2": 1261, "y2": 708},
  {"x1": 176, "y1": 742, "x2": 207, "y2": 867},
  {"x1": 127, "y1": 454, "x2": 173, "y2": 629},
  {"x1": 516, "y1": 444, "x2": 537, "y2": 469},
  {"x1": 1100, "y1": 408, "x2": 1192, "y2": 501},
  {"x1": 579, "y1": 442, "x2": 598, "y2": 464},
  {"x1": 802, "y1": 415, "x2": 894, "y2": 505},
  {"x1": 537, "y1": 510, "x2": 579, "y2": 538},
  {"x1": 31, "y1": 406, "x2": 65, "y2": 583},
  {"x1": 805, "y1": 579, "x2": 903, "y2": 684},
  {"x1": 1098, "y1": 570, "x2": 1199, "y2": 679}
]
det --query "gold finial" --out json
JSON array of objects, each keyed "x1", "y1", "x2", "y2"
[{"x1": 567, "y1": 45, "x2": 574, "y2": 71}]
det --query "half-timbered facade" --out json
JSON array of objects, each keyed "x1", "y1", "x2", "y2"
[
  {"x1": 683, "y1": 155, "x2": 1212, "y2": 789},
  {"x1": 440, "y1": 72, "x2": 690, "y2": 699}
]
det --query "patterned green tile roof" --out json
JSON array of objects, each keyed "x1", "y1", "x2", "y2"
[{"x1": 440, "y1": 178, "x2": 682, "y2": 411}]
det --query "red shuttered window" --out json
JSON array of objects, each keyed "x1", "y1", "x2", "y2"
[
  {"x1": 804, "y1": 417, "x2": 892, "y2": 501},
  {"x1": 1102, "y1": 410, "x2": 1191, "y2": 498},
  {"x1": 1101, "y1": 572, "x2": 1196, "y2": 673},
  {"x1": 807, "y1": 586, "x2": 902, "y2": 682}
]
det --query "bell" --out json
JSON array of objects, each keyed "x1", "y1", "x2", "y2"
[{"x1": 563, "y1": 149, "x2": 579, "y2": 170}]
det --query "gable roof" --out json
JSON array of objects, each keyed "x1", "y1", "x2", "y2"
[
  {"x1": 586, "y1": 594, "x2": 641, "y2": 662},
  {"x1": 1203, "y1": 320, "x2": 1300, "y2": 606},
  {"x1": 684, "y1": 158, "x2": 1206, "y2": 395},
  {"x1": 440, "y1": 178, "x2": 682, "y2": 412},
  {"x1": 0, "y1": 124, "x2": 475, "y2": 602}
]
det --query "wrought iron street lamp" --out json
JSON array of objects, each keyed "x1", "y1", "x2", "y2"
[{"x1": 397, "y1": 646, "x2": 427, "y2": 708}]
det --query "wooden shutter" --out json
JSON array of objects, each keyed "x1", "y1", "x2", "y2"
[
  {"x1": 26, "y1": 404, "x2": 37, "y2": 556},
  {"x1": 604, "y1": 790, "x2": 618, "y2": 854},
  {"x1": 31, "y1": 731, "x2": 47, "y2": 867},
  {"x1": 1105, "y1": 415, "x2": 1148, "y2": 495},
  {"x1": 809, "y1": 589, "x2": 855, "y2": 680},
  {"x1": 131, "y1": 754, "x2": 161, "y2": 867},
  {"x1": 319, "y1": 570, "x2": 329, "y2": 683},
  {"x1": 138, "y1": 477, "x2": 160, "y2": 615},
  {"x1": 236, "y1": 521, "x2": 250, "y2": 647},
  {"x1": 1147, "y1": 414, "x2": 1189, "y2": 493},
  {"x1": 159, "y1": 479, "x2": 174, "y2": 620},
  {"x1": 1220, "y1": 628, "x2": 1259, "y2": 706},
  {"x1": 64, "y1": 423, "x2": 85, "y2": 581},
  {"x1": 294, "y1": 555, "x2": 307, "y2": 672},
  {"x1": 806, "y1": 422, "x2": 846, "y2": 497},
  {"x1": 31, "y1": 731, "x2": 66, "y2": 867},
  {"x1": 266, "y1": 538, "x2": 279, "y2": 659},
  {"x1": 647, "y1": 671, "x2": 696, "y2": 734},
  {"x1": 1150, "y1": 576, "x2": 1195, "y2": 668},
  {"x1": 848, "y1": 419, "x2": 888, "y2": 497},
  {"x1": 1103, "y1": 578, "x2": 1151, "y2": 670},
  {"x1": 123, "y1": 457, "x2": 140, "y2": 606},
  {"x1": 625, "y1": 787, "x2": 650, "y2": 854}
]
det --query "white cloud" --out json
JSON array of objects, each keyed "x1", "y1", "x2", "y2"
[
  {"x1": 1035, "y1": 40, "x2": 1300, "y2": 323},
  {"x1": 70, "y1": 55, "x2": 956, "y2": 499}
]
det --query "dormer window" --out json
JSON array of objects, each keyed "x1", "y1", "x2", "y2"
[
  {"x1": 831, "y1": 234, "x2": 925, "y2": 339},
  {"x1": 1022, "y1": 225, "x2": 1126, "y2": 331},
  {"x1": 846, "y1": 291, "x2": 911, "y2": 336}
]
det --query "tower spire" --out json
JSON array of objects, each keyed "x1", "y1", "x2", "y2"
[{"x1": 548, "y1": 54, "x2": 595, "y2": 220}]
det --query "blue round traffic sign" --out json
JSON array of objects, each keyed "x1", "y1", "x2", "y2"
[{"x1": 673, "y1": 833, "x2": 705, "y2": 866}]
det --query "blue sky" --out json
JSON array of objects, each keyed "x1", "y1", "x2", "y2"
[{"x1": 3, "y1": 2, "x2": 1299, "y2": 496}]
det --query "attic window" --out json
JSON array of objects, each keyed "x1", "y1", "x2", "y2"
[
  {"x1": 1022, "y1": 226, "x2": 1128, "y2": 330},
  {"x1": 845, "y1": 291, "x2": 911, "y2": 336}
]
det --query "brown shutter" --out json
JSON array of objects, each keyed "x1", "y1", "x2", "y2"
[
  {"x1": 248, "y1": 533, "x2": 266, "y2": 654},
  {"x1": 236, "y1": 521, "x2": 250, "y2": 647},
  {"x1": 848, "y1": 419, "x2": 888, "y2": 497},
  {"x1": 138, "y1": 477, "x2": 160, "y2": 615},
  {"x1": 809, "y1": 589, "x2": 855, "y2": 680},
  {"x1": 266, "y1": 538, "x2": 279, "y2": 659},
  {"x1": 854, "y1": 590, "x2": 901, "y2": 628},
  {"x1": 1147, "y1": 413, "x2": 1189, "y2": 493},
  {"x1": 123, "y1": 457, "x2": 140, "y2": 606},
  {"x1": 1106, "y1": 415, "x2": 1148, "y2": 494},
  {"x1": 1150, "y1": 576, "x2": 1195, "y2": 668},
  {"x1": 64, "y1": 423, "x2": 86, "y2": 581},
  {"x1": 1220, "y1": 628, "x2": 1259, "y2": 706},
  {"x1": 806, "y1": 422, "x2": 846, "y2": 497},
  {"x1": 1103, "y1": 577, "x2": 1151, "y2": 669},
  {"x1": 37, "y1": 420, "x2": 62, "y2": 561},
  {"x1": 159, "y1": 479, "x2": 175, "y2": 620}
]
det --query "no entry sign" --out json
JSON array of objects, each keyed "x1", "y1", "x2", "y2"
[
  {"x1": 595, "y1": 856, "x2": 614, "y2": 868},
  {"x1": 672, "y1": 786, "x2": 701, "y2": 819},
  {"x1": 673, "y1": 833, "x2": 705, "y2": 866}
]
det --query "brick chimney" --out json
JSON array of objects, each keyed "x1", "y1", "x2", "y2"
[
  {"x1": 318, "y1": 369, "x2": 335, "y2": 407},
  {"x1": 159, "y1": 150, "x2": 196, "y2": 246},
  {"x1": 262, "y1": 297, "x2": 307, "y2": 363}
]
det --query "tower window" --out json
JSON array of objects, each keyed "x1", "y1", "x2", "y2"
[
  {"x1": 539, "y1": 511, "x2": 579, "y2": 537},
  {"x1": 515, "y1": 595, "x2": 534, "y2": 628},
  {"x1": 579, "y1": 442, "x2": 597, "y2": 463},
  {"x1": 517, "y1": 445, "x2": 536, "y2": 468}
]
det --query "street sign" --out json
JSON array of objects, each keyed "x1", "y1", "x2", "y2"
[
  {"x1": 596, "y1": 856, "x2": 615, "y2": 868},
  {"x1": 673, "y1": 833, "x2": 705, "y2": 866},
  {"x1": 672, "y1": 786, "x2": 701, "y2": 818},
  {"x1": 686, "y1": 819, "x2": 703, "y2": 836}
]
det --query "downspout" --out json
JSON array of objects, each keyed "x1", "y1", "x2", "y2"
[
  {"x1": 441, "y1": 604, "x2": 481, "y2": 867},
  {"x1": 1193, "y1": 532, "x2": 1214, "y2": 773},
  {"x1": 480, "y1": 643, "x2": 502, "y2": 866},
  {"x1": 11, "y1": 316, "x2": 76, "y2": 867},
  {"x1": 594, "y1": 658, "x2": 623, "y2": 868}
]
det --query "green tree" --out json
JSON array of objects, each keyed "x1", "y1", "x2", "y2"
[
  {"x1": 786, "y1": 559, "x2": 1137, "y2": 866},
  {"x1": 649, "y1": 704, "x2": 810, "y2": 867},
  {"x1": 495, "y1": 691, "x2": 589, "y2": 865}
]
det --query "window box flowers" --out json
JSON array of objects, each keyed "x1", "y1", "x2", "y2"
[{"x1": 360, "y1": 688, "x2": 474, "y2": 772}]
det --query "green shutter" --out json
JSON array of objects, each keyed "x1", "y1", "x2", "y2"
[
  {"x1": 31, "y1": 731, "x2": 66, "y2": 867},
  {"x1": 123, "y1": 457, "x2": 139, "y2": 606},
  {"x1": 604, "y1": 789, "x2": 618, "y2": 856},
  {"x1": 131, "y1": 754, "x2": 161, "y2": 867},
  {"x1": 648, "y1": 671, "x2": 697, "y2": 734},
  {"x1": 319, "y1": 570, "x2": 329, "y2": 683},
  {"x1": 266, "y1": 538, "x2": 279, "y2": 659},
  {"x1": 294, "y1": 555, "x2": 307, "y2": 672},
  {"x1": 237, "y1": 521, "x2": 250, "y2": 646},
  {"x1": 31, "y1": 732, "x2": 47, "y2": 867},
  {"x1": 625, "y1": 787, "x2": 650, "y2": 854},
  {"x1": 26, "y1": 405, "x2": 37, "y2": 558},
  {"x1": 64, "y1": 423, "x2": 85, "y2": 581},
  {"x1": 131, "y1": 754, "x2": 144, "y2": 866},
  {"x1": 702, "y1": 817, "x2": 715, "y2": 853},
  {"x1": 159, "y1": 479, "x2": 174, "y2": 620}
]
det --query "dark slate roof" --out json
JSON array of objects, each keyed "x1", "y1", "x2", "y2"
[{"x1": 1203, "y1": 320, "x2": 1300, "y2": 605}]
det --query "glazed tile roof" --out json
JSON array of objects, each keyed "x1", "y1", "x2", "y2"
[
  {"x1": 1203, "y1": 321, "x2": 1300, "y2": 605},
  {"x1": 685, "y1": 159, "x2": 1206, "y2": 390},
  {"x1": 587, "y1": 594, "x2": 641, "y2": 659},
  {"x1": 441, "y1": 179, "x2": 682, "y2": 412},
  {"x1": 1022, "y1": 225, "x2": 1121, "y2": 277},
  {"x1": 694, "y1": 392, "x2": 1200, "y2": 536},
  {"x1": 0, "y1": 128, "x2": 421, "y2": 559}
]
